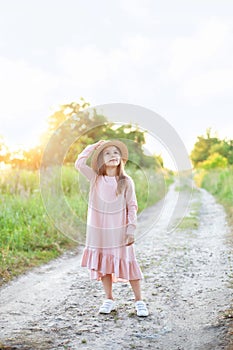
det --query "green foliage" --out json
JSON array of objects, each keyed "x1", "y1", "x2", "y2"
[
  {"x1": 191, "y1": 129, "x2": 233, "y2": 168},
  {"x1": 0, "y1": 192, "x2": 73, "y2": 284},
  {"x1": 196, "y1": 167, "x2": 233, "y2": 229},
  {"x1": 190, "y1": 129, "x2": 220, "y2": 167},
  {"x1": 199, "y1": 168, "x2": 233, "y2": 207},
  {"x1": 210, "y1": 140, "x2": 233, "y2": 163},
  {"x1": 201, "y1": 152, "x2": 228, "y2": 170}
]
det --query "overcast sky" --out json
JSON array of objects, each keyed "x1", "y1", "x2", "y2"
[{"x1": 0, "y1": 0, "x2": 232, "y2": 161}]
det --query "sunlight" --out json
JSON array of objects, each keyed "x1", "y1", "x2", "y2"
[
  {"x1": 7, "y1": 138, "x2": 41, "y2": 154},
  {"x1": 0, "y1": 161, "x2": 11, "y2": 170}
]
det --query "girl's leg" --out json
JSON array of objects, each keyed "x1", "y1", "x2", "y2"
[
  {"x1": 101, "y1": 274, "x2": 113, "y2": 299},
  {"x1": 130, "y1": 279, "x2": 149, "y2": 316},
  {"x1": 129, "y1": 279, "x2": 142, "y2": 301}
]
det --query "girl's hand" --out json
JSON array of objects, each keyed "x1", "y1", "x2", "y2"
[
  {"x1": 125, "y1": 234, "x2": 135, "y2": 246},
  {"x1": 94, "y1": 140, "x2": 106, "y2": 150}
]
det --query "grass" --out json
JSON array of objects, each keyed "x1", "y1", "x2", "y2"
[
  {"x1": 0, "y1": 165, "x2": 173, "y2": 285},
  {"x1": 175, "y1": 177, "x2": 202, "y2": 232},
  {"x1": 178, "y1": 196, "x2": 201, "y2": 231},
  {"x1": 0, "y1": 192, "x2": 74, "y2": 283},
  {"x1": 195, "y1": 167, "x2": 233, "y2": 226},
  {"x1": 178, "y1": 216, "x2": 199, "y2": 231}
]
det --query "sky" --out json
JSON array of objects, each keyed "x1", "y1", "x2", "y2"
[{"x1": 0, "y1": 0, "x2": 232, "y2": 166}]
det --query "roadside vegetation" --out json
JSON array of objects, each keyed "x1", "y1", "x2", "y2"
[
  {"x1": 191, "y1": 129, "x2": 233, "y2": 227},
  {"x1": 176, "y1": 129, "x2": 233, "y2": 234},
  {"x1": 195, "y1": 168, "x2": 233, "y2": 226}
]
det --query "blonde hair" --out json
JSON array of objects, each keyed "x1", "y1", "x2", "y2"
[{"x1": 97, "y1": 148, "x2": 127, "y2": 195}]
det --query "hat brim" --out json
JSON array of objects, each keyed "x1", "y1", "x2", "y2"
[{"x1": 91, "y1": 140, "x2": 128, "y2": 172}]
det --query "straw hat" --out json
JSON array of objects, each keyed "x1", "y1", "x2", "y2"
[{"x1": 91, "y1": 140, "x2": 128, "y2": 172}]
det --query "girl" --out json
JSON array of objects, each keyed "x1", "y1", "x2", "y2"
[{"x1": 75, "y1": 139, "x2": 149, "y2": 317}]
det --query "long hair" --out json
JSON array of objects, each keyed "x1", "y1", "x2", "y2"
[{"x1": 97, "y1": 148, "x2": 127, "y2": 195}]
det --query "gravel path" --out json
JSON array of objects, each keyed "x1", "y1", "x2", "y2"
[{"x1": 0, "y1": 184, "x2": 233, "y2": 350}]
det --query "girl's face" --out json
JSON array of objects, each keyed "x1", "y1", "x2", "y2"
[{"x1": 102, "y1": 146, "x2": 121, "y2": 167}]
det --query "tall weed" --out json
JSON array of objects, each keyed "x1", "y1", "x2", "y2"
[
  {"x1": 199, "y1": 168, "x2": 233, "y2": 206},
  {"x1": 196, "y1": 167, "x2": 233, "y2": 227}
]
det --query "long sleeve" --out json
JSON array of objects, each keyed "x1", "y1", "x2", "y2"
[
  {"x1": 75, "y1": 144, "x2": 97, "y2": 181},
  {"x1": 125, "y1": 177, "x2": 138, "y2": 235}
]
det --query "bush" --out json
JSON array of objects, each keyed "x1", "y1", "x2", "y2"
[{"x1": 200, "y1": 152, "x2": 228, "y2": 170}]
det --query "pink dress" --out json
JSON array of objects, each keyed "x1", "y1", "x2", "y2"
[{"x1": 75, "y1": 144, "x2": 143, "y2": 282}]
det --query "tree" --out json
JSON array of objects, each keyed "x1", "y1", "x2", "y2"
[
  {"x1": 226, "y1": 140, "x2": 233, "y2": 165},
  {"x1": 210, "y1": 140, "x2": 233, "y2": 165},
  {"x1": 41, "y1": 101, "x2": 110, "y2": 167},
  {"x1": 190, "y1": 129, "x2": 221, "y2": 167},
  {"x1": 46, "y1": 98, "x2": 90, "y2": 133},
  {"x1": 191, "y1": 129, "x2": 233, "y2": 168},
  {"x1": 42, "y1": 102, "x2": 160, "y2": 169}
]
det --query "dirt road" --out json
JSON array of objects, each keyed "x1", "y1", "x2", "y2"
[{"x1": 1, "y1": 183, "x2": 233, "y2": 349}]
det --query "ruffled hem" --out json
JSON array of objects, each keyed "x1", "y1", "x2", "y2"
[{"x1": 81, "y1": 247, "x2": 143, "y2": 282}]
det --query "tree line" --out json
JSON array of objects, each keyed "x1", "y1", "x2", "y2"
[
  {"x1": 2, "y1": 101, "x2": 230, "y2": 171},
  {"x1": 190, "y1": 128, "x2": 233, "y2": 169},
  {"x1": 0, "y1": 100, "x2": 163, "y2": 170}
]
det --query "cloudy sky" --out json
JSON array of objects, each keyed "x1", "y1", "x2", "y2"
[{"x1": 0, "y1": 0, "x2": 232, "y2": 161}]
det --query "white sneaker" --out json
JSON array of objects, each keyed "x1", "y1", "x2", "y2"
[
  {"x1": 99, "y1": 299, "x2": 116, "y2": 314},
  {"x1": 135, "y1": 301, "x2": 149, "y2": 317}
]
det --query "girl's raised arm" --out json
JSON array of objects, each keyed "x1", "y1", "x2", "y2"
[{"x1": 75, "y1": 141, "x2": 105, "y2": 181}]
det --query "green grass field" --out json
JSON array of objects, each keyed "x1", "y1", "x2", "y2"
[
  {"x1": 0, "y1": 165, "x2": 173, "y2": 285},
  {"x1": 195, "y1": 167, "x2": 233, "y2": 224}
]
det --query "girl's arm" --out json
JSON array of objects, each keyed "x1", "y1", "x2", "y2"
[
  {"x1": 125, "y1": 177, "x2": 138, "y2": 236},
  {"x1": 75, "y1": 141, "x2": 105, "y2": 181}
]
